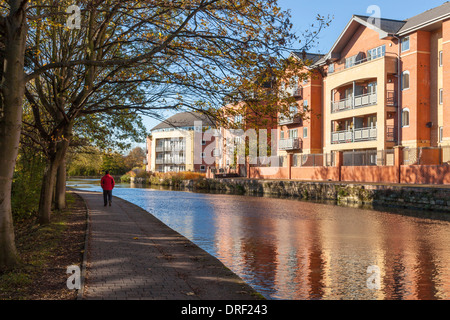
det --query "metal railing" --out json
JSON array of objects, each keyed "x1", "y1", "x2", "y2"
[
  {"x1": 279, "y1": 113, "x2": 302, "y2": 125},
  {"x1": 328, "y1": 52, "x2": 397, "y2": 74},
  {"x1": 403, "y1": 147, "x2": 446, "y2": 165},
  {"x1": 279, "y1": 138, "x2": 302, "y2": 151},
  {"x1": 343, "y1": 149, "x2": 395, "y2": 166},
  {"x1": 331, "y1": 127, "x2": 377, "y2": 145},
  {"x1": 331, "y1": 92, "x2": 377, "y2": 113},
  {"x1": 293, "y1": 153, "x2": 335, "y2": 167}
]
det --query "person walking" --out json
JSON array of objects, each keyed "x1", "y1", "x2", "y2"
[{"x1": 101, "y1": 170, "x2": 115, "y2": 206}]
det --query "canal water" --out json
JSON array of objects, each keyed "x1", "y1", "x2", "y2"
[{"x1": 67, "y1": 178, "x2": 450, "y2": 300}]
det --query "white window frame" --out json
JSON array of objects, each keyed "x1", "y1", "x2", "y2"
[
  {"x1": 439, "y1": 51, "x2": 443, "y2": 67},
  {"x1": 401, "y1": 36, "x2": 410, "y2": 52},
  {"x1": 328, "y1": 63, "x2": 335, "y2": 74},
  {"x1": 200, "y1": 165, "x2": 206, "y2": 172},
  {"x1": 303, "y1": 127, "x2": 308, "y2": 139},
  {"x1": 345, "y1": 55, "x2": 357, "y2": 69},
  {"x1": 367, "y1": 45, "x2": 386, "y2": 61},
  {"x1": 201, "y1": 152, "x2": 206, "y2": 158},
  {"x1": 440, "y1": 126, "x2": 444, "y2": 142},
  {"x1": 289, "y1": 129, "x2": 298, "y2": 139},
  {"x1": 439, "y1": 88, "x2": 444, "y2": 105},
  {"x1": 402, "y1": 71, "x2": 410, "y2": 91},
  {"x1": 402, "y1": 108, "x2": 410, "y2": 128}
]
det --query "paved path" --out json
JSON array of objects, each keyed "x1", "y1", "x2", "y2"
[{"x1": 74, "y1": 189, "x2": 261, "y2": 300}]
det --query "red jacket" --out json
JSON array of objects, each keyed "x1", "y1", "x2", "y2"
[{"x1": 101, "y1": 174, "x2": 115, "y2": 191}]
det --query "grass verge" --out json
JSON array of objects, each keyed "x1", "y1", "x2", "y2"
[{"x1": 0, "y1": 191, "x2": 87, "y2": 300}]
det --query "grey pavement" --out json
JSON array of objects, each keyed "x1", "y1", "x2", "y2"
[{"x1": 74, "y1": 189, "x2": 261, "y2": 300}]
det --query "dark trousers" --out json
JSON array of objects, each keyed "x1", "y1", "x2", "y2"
[{"x1": 103, "y1": 190, "x2": 112, "y2": 205}]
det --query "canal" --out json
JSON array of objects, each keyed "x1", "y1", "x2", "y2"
[{"x1": 67, "y1": 178, "x2": 450, "y2": 300}]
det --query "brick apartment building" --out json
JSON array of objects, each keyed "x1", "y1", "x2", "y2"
[{"x1": 300, "y1": 3, "x2": 450, "y2": 164}]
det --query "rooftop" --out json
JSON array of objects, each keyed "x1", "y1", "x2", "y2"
[{"x1": 151, "y1": 111, "x2": 216, "y2": 131}]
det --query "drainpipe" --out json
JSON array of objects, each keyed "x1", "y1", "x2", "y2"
[{"x1": 393, "y1": 35, "x2": 402, "y2": 146}]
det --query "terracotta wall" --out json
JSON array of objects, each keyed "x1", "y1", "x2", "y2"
[
  {"x1": 400, "y1": 165, "x2": 450, "y2": 184},
  {"x1": 443, "y1": 19, "x2": 450, "y2": 139},
  {"x1": 341, "y1": 166, "x2": 399, "y2": 183},
  {"x1": 291, "y1": 167, "x2": 339, "y2": 181},
  {"x1": 250, "y1": 167, "x2": 289, "y2": 180}
]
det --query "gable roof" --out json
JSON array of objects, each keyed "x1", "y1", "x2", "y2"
[
  {"x1": 397, "y1": 2, "x2": 450, "y2": 36},
  {"x1": 317, "y1": 15, "x2": 406, "y2": 64},
  {"x1": 151, "y1": 112, "x2": 215, "y2": 131},
  {"x1": 354, "y1": 15, "x2": 406, "y2": 35},
  {"x1": 291, "y1": 52, "x2": 325, "y2": 64}
]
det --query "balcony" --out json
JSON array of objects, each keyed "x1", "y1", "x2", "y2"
[
  {"x1": 279, "y1": 138, "x2": 302, "y2": 151},
  {"x1": 155, "y1": 146, "x2": 165, "y2": 152},
  {"x1": 283, "y1": 85, "x2": 303, "y2": 99},
  {"x1": 163, "y1": 157, "x2": 186, "y2": 164},
  {"x1": 328, "y1": 52, "x2": 397, "y2": 75},
  {"x1": 331, "y1": 92, "x2": 377, "y2": 113},
  {"x1": 331, "y1": 127, "x2": 377, "y2": 145},
  {"x1": 279, "y1": 113, "x2": 302, "y2": 126}
]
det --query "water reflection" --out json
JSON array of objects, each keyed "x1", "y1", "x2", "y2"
[{"x1": 67, "y1": 179, "x2": 450, "y2": 300}]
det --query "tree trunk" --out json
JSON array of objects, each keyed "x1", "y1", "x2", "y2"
[
  {"x1": 38, "y1": 123, "x2": 73, "y2": 224},
  {"x1": 0, "y1": 1, "x2": 28, "y2": 269},
  {"x1": 55, "y1": 159, "x2": 67, "y2": 210}
]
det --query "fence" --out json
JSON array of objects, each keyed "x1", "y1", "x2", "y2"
[
  {"x1": 402, "y1": 147, "x2": 449, "y2": 165},
  {"x1": 293, "y1": 153, "x2": 335, "y2": 167},
  {"x1": 343, "y1": 149, "x2": 395, "y2": 167}
]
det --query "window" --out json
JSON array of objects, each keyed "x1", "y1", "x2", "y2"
[
  {"x1": 401, "y1": 37, "x2": 410, "y2": 52},
  {"x1": 303, "y1": 127, "x2": 308, "y2": 138},
  {"x1": 289, "y1": 105, "x2": 297, "y2": 114},
  {"x1": 303, "y1": 100, "x2": 309, "y2": 112},
  {"x1": 345, "y1": 55, "x2": 357, "y2": 68},
  {"x1": 200, "y1": 165, "x2": 206, "y2": 172},
  {"x1": 440, "y1": 127, "x2": 444, "y2": 142},
  {"x1": 367, "y1": 45, "x2": 386, "y2": 61},
  {"x1": 201, "y1": 140, "x2": 206, "y2": 145},
  {"x1": 440, "y1": 89, "x2": 444, "y2": 105},
  {"x1": 402, "y1": 71, "x2": 410, "y2": 90},
  {"x1": 289, "y1": 129, "x2": 298, "y2": 139},
  {"x1": 439, "y1": 51, "x2": 443, "y2": 67},
  {"x1": 280, "y1": 131, "x2": 285, "y2": 140},
  {"x1": 328, "y1": 63, "x2": 335, "y2": 74},
  {"x1": 402, "y1": 109, "x2": 410, "y2": 127},
  {"x1": 201, "y1": 152, "x2": 206, "y2": 158}
]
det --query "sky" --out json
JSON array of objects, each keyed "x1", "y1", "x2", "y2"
[{"x1": 138, "y1": 0, "x2": 448, "y2": 147}]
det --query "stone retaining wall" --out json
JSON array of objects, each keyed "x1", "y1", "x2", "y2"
[{"x1": 182, "y1": 178, "x2": 450, "y2": 213}]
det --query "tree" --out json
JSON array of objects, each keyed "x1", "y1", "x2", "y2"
[
  {"x1": 124, "y1": 147, "x2": 146, "y2": 170},
  {"x1": 0, "y1": 0, "x2": 29, "y2": 269},
  {"x1": 0, "y1": 0, "x2": 330, "y2": 269}
]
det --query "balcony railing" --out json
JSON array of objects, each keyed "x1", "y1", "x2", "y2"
[
  {"x1": 155, "y1": 146, "x2": 165, "y2": 152},
  {"x1": 279, "y1": 113, "x2": 302, "y2": 126},
  {"x1": 163, "y1": 157, "x2": 186, "y2": 164},
  {"x1": 331, "y1": 92, "x2": 377, "y2": 113},
  {"x1": 279, "y1": 138, "x2": 302, "y2": 151},
  {"x1": 328, "y1": 52, "x2": 397, "y2": 75},
  {"x1": 331, "y1": 127, "x2": 377, "y2": 144}
]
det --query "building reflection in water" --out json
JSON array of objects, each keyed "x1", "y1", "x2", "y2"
[{"x1": 210, "y1": 195, "x2": 450, "y2": 300}]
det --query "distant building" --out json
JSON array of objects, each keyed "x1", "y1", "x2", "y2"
[{"x1": 146, "y1": 112, "x2": 216, "y2": 173}]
